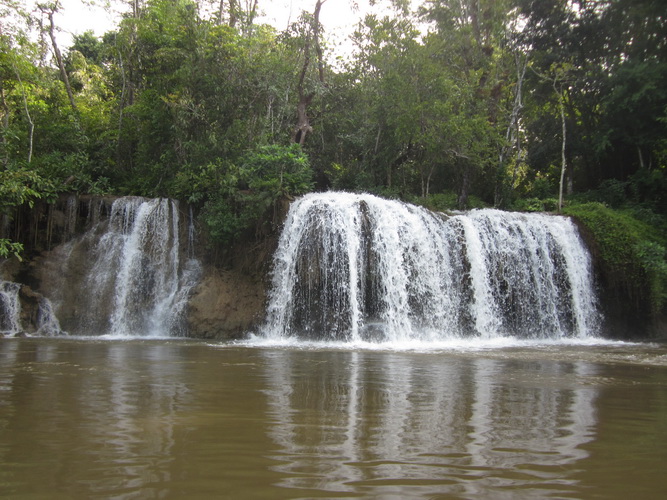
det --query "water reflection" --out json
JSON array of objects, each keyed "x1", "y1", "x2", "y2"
[
  {"x1": 261, "y1": 350, "x2": 599, "y2": 497},
  {"x1": 2, "y1": 340, "x2": 666, "y2": 499},
  {"x1": 0, "y1": 341, "x2": 191, "y2": 498},
  {"x1": 80, "y1": 343, "x2": 191, "y2": 496}
]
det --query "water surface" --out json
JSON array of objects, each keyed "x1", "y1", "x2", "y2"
[{"x1": 1, "y1": 338, "x2": 666, "y2": 498}]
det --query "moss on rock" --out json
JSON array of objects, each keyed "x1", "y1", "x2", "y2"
[{"x1": 565, "y1": 202, "x2": 666, "y2": 337}]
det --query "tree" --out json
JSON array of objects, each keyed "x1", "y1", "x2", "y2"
[
  {"x1": 517, "y1": 0, "x2": 594, "y2": 201},
  {"x1": 1, "y1": 0, "x2": 36, "y2": 166},
  {"x1": 418, "y1": 0, "x2": 518, "y2": 207},
  {"x1": 516, "y1": 0, "x2": 666, "y2": 203},
  {"x1": 37, "y1": 1, "x2": 77, "y2": 111},
  {"x1": 287, "y1": 0, "x2": 328, "y2": 146},
  {"x1": 495, "y1": 50, "x2": 528, "y2": 207},
  {"x1": 346, "y1": 13, "x2": 424, "y2": 192},
  {"x1": 551, "y1": 64, "x2": 570, "y2": 213},
  {"x1": 202, "y1": 144, "x2": 313, "y2": 245}
]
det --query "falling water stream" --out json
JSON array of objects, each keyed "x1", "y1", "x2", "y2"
[
  {"x1": 42, "y1": 197, "x2": 201, "y2": 337},
  {"x1": 101, "y1": 198, "x2": 199, "y2": 336},
  {"x1": 263, "y1": 192, "x2": 600, "y2": 343},
  {"x1": 0, "y1": 280, "x2": 63, "y2": 337},
  {"x1": 0, "y1": 281, "x2": 21, "y2": 335}
]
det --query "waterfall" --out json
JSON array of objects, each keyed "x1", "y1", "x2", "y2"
[
  {"x1": 0, "y1": 281, "x2": 21, "y2": 335},
  {"x1": 48, "y1": 197, "x2": 200, "y2": 337},
  {"x1": 34, "y1": 295, "x2": 64, "y2": 336},
  {"x1": 263, "y1": 192, "x2": 601, "y2": 342},
  {"x1": 0, "y1": 281, "x2": 63, "y2": 336}
]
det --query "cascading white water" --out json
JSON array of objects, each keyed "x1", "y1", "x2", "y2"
[
  {"x1": 0, "y1": 281, "x2": 21, "y2": 335},
  {"x1": 0, "y1": 280, "x2": 63, "y2": 336},
  {"x1": 53, "y1": 197, "x2": 201, "y2": 337},
  {"x1": 263, "y1": 192, "x2": 601, "y2": 342},
  {"x1": 100, "y1": 197, "x2": 201, "y2": 336},
  {"x1": 34, "y1": 295, "x2": 64, "y2": 336}
]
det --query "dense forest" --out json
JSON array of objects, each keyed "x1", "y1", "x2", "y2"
[{"x1": 1, "y1": 0, "x2": 665, "y2": 325}]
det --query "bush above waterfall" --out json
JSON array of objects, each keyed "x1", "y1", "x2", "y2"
[
  {"x1": 199, "y1": 145, "x2": 313, "y2": 246},
  {"x1": 565, "y1": 203, "x2": 666, "y2": 325}
]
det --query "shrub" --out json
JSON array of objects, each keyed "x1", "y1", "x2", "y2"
[
  {"x1": 413, "y1": 192, "x2": 458, "y2": 212},
  {"x1": 512, "y1": 197, "x2": 559, "y2": 212},
  {"x1": 564, "y1": 202, "x2": 666, "y2": 314},
  {"x1": 202, "y1": 144, "x2": 313, "y2": 246}
]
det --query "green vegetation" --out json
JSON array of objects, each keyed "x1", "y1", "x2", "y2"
[
  {"x1": 0, "y1": 166, "x2": 57, "y2": 260},
  {"x1": 198, "y1": 144, "x2": 313, "y2": 245},
  {"x1": 0, "y1": 0, "x2": 664, "y2": 312},
  {"x1": 565, "y1": 203, "x2": 667, "y2": 314}
]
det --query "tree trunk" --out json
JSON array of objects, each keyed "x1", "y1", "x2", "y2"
[
  {"x1": 217, "y1": 0, "x2": 225, "y2": 25},
  {"x1": 637, "y1": 145, "x2": 645, "y2": 169},
  {"x1": 228, "y1": 0, "x2": 238, "y2": 27},
  {"x1": 246, "y1": 0, "x2": 259, "y2": 28},
  {"x1": 132, "y1": 0, "x2": 142, "y2": 18},
  {"x1": 555, "y1": 79, "x2": 567, "y2": 213},
  {"x1": 11, "y1": 62, "x2": 34, "y2": 164},
  {"x1": 470, "y1": 0, "x2": 481, "y2": 45},
  {"x1": 291, "y1": 0, "x2": 327, "y2": 146},
  {"x1": 425, "y1": 165, "x2": 435, "y2": 198},
  {"x1": 0, "y1": 86, "x2": 9, "y2": 167},
  {"x1": 387, "y1": 161, "x2": 392, "y2": 189},
  {"x1": 496, "y1": 53, "x2": 527, "y2": 207},
  {"x1": 312, "y1": 0, "x2": 326, "y2": 83},
  {"x1": 293, "y1": 96, "x2": 314, "y2": 146},
  {"x1": 40, "y1": 6, "x2": 77, "y2": 112},
  {"x1": 116, "y1": 45, "x2": 128, "y2": 166}
]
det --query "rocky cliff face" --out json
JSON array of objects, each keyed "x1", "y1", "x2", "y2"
[
  {"x1": 570, "y1": 217, "x2": 667, "y2": 339},
  {"x1": 184, "y1": 203, "x2": 281, "y2": 339},
  {"x1": 186, "y1": 268, "x2": 265, "y2": 339}
]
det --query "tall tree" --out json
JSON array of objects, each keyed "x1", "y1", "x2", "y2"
[
  {"x1": 37, "y1": 1, "x2": 77, "y2": 111},
  {"x1": 290, "y1": 0, "x2": 327, "y2": 146},
  {"x1": 419, "y1": 0, "x2": 518, "y2": 207}
]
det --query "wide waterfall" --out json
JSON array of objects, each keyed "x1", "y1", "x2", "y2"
[
  {"x1": 45, "y1": 197, "x2": 200, "y2": 337},
  {"x1": 263, "y1": 192, "x2": 601, "y2": 342}
]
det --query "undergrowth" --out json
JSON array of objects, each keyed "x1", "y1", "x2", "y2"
[{"x1": 564, "y1": 202, "x2": 667, "y2": 315}]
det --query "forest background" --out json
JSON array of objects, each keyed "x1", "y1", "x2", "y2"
[{"x1": 1, "y1": 0, "x2": 666, "y2": 324}]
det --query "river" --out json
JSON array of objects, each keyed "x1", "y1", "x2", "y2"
[{"x1": 1, "y1": 337, "x2": 666, "y2": 499}]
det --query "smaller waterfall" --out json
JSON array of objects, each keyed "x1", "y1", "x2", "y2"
[
  {"x1": 48, "y1": 197, "x2": 200, "y2": 337},
  {"x1": 0, "y1": 281, "x2": 21, "y2": 335},
  {"x1": 34, "y1": 295, "x2": 64, "y2": 336},
  {"x1": 0, "y1": 281, "x2": 63, "y2": 336},
  {"x1": 97, "y1": 197, "x2": 200, "y2": 336},
  {"x1": 264, "y1": 192, "x2": 601, "y2": 342}
]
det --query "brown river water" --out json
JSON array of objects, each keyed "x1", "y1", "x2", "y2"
[{"x1": 1, "y1": 337, "x2": 666, "y2": 499}]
